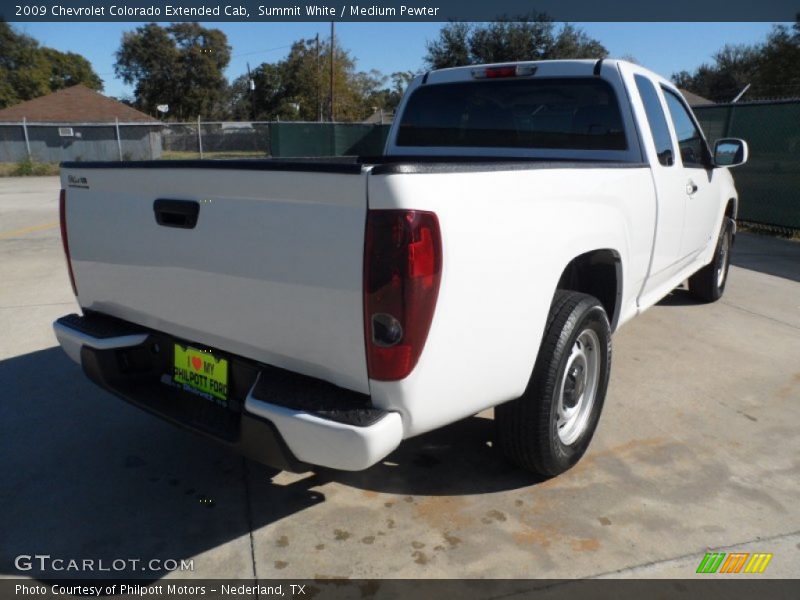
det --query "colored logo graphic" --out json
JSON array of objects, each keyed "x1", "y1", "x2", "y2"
[{"x1": 696, "y1": 552, "x2": 773, "y2": 574}]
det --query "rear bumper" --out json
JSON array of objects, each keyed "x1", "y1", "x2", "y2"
[{"x1": 53, "y1": 313, "x2": 403, "y2": 472}]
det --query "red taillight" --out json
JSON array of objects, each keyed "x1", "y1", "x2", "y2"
[
  {"x1": 486, "y1": 66, "x2": 517, "y2": 78},
  {"x1": 364, "y1": 210, "x2": 442, "y2": 381},
  {"x1": 471, "y1": 64, "x2": 537, "y2": 79},
  {"x1": 59, "y1": 189, "x2": 78, "y2": 297}
]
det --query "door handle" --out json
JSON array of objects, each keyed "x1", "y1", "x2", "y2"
[
  {"x1": 153, "y1": 199, "x2": 200, "y2": 229},
  {"x1": 686, "y1": 180, "x2": 698, "y2": 195}
]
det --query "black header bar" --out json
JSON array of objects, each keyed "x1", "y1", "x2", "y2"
[{"x1": 2, "y1": 0, "x2": 798, "y2": 22}]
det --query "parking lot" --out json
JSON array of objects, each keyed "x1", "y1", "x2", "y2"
[{"x1": 1, "y1": 175, "x2": 799, "y2": 580}]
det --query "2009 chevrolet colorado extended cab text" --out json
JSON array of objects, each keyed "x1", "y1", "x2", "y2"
[{"x1": 54, "y1": 60, "x2": 748, "y2": 478}]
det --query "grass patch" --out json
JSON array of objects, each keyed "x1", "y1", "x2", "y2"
[
  {"x1": 0, "y1": 160, "x2": 60, "y2": 177},
  {"x1": 161, "y1": 150, "x2": 267, "y2": 160},
  {"x1": 738, "y1": 222, "x2": 800, "y2": 241}
]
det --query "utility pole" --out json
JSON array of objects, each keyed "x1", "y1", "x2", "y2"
[
  {"x1": 246, "y1": 62, "x2": 256, "y2": 121},
  {"x1": 316, "y1": 33, "x2": 322, "y2": 122},
  {"x1": 329, "y1": 21, "x2": 335, "y2": 122}
]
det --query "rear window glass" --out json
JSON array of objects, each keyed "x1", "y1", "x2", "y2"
[{"x1": 396, "y1": 78, "x2": 627, "y2": 151}]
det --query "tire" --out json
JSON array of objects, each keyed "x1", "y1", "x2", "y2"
[
  {"x1": 688, "y1": 217, "x2": 734, "y2": 303},
  {"x1": 495, "y1": 290, "x2": 612, "y2": 478}
]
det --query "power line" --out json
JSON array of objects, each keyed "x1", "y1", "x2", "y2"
[{"x1": 231, "y1": 44, "x2": 294, "y2": 58}]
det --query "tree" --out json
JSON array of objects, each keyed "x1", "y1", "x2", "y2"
[
  {"x1": 228, "y1": 37, "x2": 393, "y2": 122},
  {"x1": 755, "y1": 20, "x2": 800, "y2": 99},
  {"x1": 0, "y1": 21, "x2": 48, "y2": 108},
  {"x1": 547, "y1": 24, "x2": 607, "y2": 59},
  {"x1": 424, "y1": 22, "x2": 470, "y2": 69},
  {"x1": 365, "y1": 71, "x2": 416, "y2": 115},
  {"x1": 672, "y1": 44, "x2": 760, "y2": 102},
  {"x1": 673, "y1": 18, "x2": 800, "y2": 102},
  {"x1": 170, "y1": 23, "x2": 231, "y2": 118},
  {"x1": 115, "y1": 22, "x2": 231, "y2": 119},
  {"x1": 227, "y1": 63, "x2": 284, "y2": 121},
  {"x1": 114, "y1": 24, "x2": 178, "y2": 117},
  {"x1": 41, "y1": 48, "x2": 103, "y2": 92},
  {"x1": 424, "y1": 18, "x2": 608, "y2": 69},
  {"x1": 0, "y1": 21, "x2": 103, "y2": 109}
]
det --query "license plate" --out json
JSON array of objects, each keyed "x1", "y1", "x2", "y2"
[{"x1": 173, "y1": 344, "x2": 229, "y2": 402}]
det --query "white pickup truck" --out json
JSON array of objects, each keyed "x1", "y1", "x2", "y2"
[{"x1": 54, "y1": 60, "x2": 747, "y2": 478}]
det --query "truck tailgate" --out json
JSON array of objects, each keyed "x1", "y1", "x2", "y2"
[{"x1": 61, "y1": 163, "x2": 370, "y2": 394}]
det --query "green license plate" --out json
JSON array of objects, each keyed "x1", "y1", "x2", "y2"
[{"x1": 173, "y1": 344, "x2": 229, "y2": 402}]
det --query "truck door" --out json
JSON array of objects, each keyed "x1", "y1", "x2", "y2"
[
  {"x1": 632, "y1": 73, "x2": 687, "y2": 279},
  {"x1": 661, "y1": 87, "x2": 721, "y2": 258}
]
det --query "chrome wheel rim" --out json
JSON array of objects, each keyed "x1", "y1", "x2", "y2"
[
  {"x1": 556, "y1": 328, "x2": 601, "y2": 445},
  {"x1": 717, "y1": 231, "x2": 730, "y2": 288}
]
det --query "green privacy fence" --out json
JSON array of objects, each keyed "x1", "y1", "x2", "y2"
[
  {"x1": 694, "y1": 100, "x2": 800, "y2": 231},
  {"x1": 269, "y1": 123, "x2": 391, "y2": 157}
]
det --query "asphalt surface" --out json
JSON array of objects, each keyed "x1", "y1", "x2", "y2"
[{"x1": 1, "y1": 176, "x2": 798, "y2": 581}]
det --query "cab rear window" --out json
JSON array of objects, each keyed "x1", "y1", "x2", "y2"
[{"x1": 397, "y1": 78, "x2": 627, "y2": 151}]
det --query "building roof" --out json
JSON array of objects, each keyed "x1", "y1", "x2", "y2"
[
  {"x1": 0, "y1": 85, "x2": 158, "y2": 123},
  {"x1": 678, "y1": 89, "x2": 715, "y2": 106},
  {"x1": 363, "y1": 109, "x2": 394, "y2": 124}
]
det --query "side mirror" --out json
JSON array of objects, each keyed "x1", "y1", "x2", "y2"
[{"x1": 714, "y1": 138, "x2": 748, "y2": 168}]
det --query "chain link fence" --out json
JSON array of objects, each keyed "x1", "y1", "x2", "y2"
[
  {"x1": 0, "y1": 121, "x2": 162, "y2": 162},
  {"x1": 161, "y1": 121, "x2": 272, "y2": 159},
  {"x1": 0, "y1": 120, "x2": 390, "y2": 163},
  {"x1": 694, "y1": 100, "x2": 800, "y2": 231}
]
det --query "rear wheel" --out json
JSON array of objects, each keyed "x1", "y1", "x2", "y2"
[
  {"x1": 495, "y1": 290, "x2": 611, "y2": 478},
  {"x1": 688, "y1": 217, "x2": 734, "y2": 303}
]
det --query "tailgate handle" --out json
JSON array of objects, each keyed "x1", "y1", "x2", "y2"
[{"x1": 153, "y1": 199, "x2": 200, "y2": 229}]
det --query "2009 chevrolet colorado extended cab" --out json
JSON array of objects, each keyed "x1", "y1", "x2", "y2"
[{"x1": 54, "y1": 60, "x2": 748, "y2": 478}]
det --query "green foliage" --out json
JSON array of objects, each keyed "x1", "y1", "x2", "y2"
[
  {"x1": 228, "y1": 38, "x2": 410, "y2": 122},
  {"x1": 673, "y1": 19, "x2": 800, "y2": 102},
  {"x1": 114, "y1": 22, "x2": 231, "y2": 119},
  {"x1": 672, "y1": 45, "x2": 761, "y2": 102},
  {"x1": 425, "y1": 22, "x2": 471, "y2": 69},
  {"x1": 10, "y1": 158, "x2": 59, "y2": 177},
  {"x1": 424, "y1": 18, "x2": 608, "y2": 69},
  {"x1": 0, "y1": 21, "x2": 103, "y2": 109},
  {"x1": 41, "y1": 48, "x2": 103, "y2": 92},
  {"x1": 755, "y1": 20, "x2": 800, "y2": 99},
  {"x1": 362, "y1": 71, "x2": 415, "y2": 118}
]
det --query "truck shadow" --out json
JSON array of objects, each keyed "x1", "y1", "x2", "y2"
[
  {"x1": 0, "y1": 347, "x2": 315, "y2": 581},
  {"x1": 318, "y1": 416, "x2": 542, "y2": 496},
  {"x1": 655, "y1": 286, "x2": 697, "y2": 307},
  {"x1": 0, "y1": 347, "x2": 537, "y2": 582}
]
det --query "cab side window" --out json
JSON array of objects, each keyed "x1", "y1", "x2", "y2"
[
  {"x1": 662, "y1": 88, "x2": 709, "y2": 168},
  {"x1": 634, "y1": 75, "x2": 675, "y2": 167}
]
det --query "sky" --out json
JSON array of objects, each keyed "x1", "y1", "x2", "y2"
[{"x1": 14, "y1": 22, "x2": 781, "y2": 100}]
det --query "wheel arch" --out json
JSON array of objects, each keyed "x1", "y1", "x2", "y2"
[
  {"x1": 725, "y1": 197, "x2": 737, "y2": 219},
  {"x1": 556, "y1": 249, "x2": 623, "y2": 332}
]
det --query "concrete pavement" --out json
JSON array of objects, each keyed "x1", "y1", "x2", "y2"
[{"x1": 1, "y1": 176, "x2": 798, "y2": 581}]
